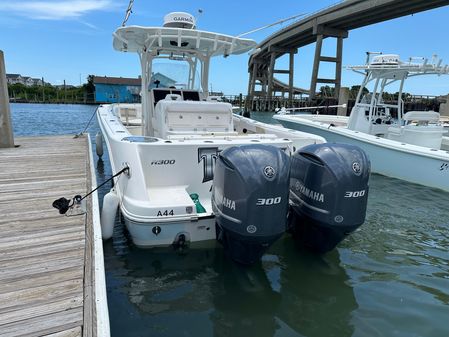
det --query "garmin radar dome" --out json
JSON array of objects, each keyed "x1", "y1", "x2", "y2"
[
  {"x1": 212, "y1": 145, "x2": 290, "y2": 265},
  {"x1": 163, "y1": 12, "x2": 196, "y2": 29}
]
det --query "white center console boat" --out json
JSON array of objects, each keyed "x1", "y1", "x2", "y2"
[
  {"x1": 275, "y1": 53, "x2": 449, "y2": 191},
  {"x1": 97, "y1": 13, "x2": 370, "y2": 263}
]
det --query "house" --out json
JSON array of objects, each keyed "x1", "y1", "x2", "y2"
[
  {"x1": 22, "y1": 77, "x2": 35, "y2": 87},
  {"x1": 32, "y1": 78, "x2": 43, "y2": 86},
  {"x1": 6, "y1": 74, "x2": 44, "y2": 86},
  {"x1": 6, "y1": 74, "x2": 23, "y2": 85},
  {"x1": 54, "y1": 84, "x2": 76, "y2": 90},
  {"x1": 92, "y1": 76, "x2": 142, "y2": 103},
  {"x1": 91, "y1": 73, "x2": 178, "y2": 103}
]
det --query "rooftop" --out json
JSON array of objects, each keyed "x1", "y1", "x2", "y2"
[{"x1": 92, "y1": 76, "x2": 141, "y2": 86}]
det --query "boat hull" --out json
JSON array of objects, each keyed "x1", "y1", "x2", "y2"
[
  {"x1": 97, "y1": 104, "x2": 324, "y2": 249},
  {"x1": 275, "y1": 116, "x2": 449, "y2": 192},
  {"x1": 124, "y1": 215, "x2": 216, "y2": 247}
]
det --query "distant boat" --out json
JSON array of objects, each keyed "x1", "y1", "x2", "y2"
[
  {"x1": 97, "y1": 12, "x2": 370, "y2": 263},
  {"x1": 275, "y1": 53, "x2": 449, "y2": 191}
]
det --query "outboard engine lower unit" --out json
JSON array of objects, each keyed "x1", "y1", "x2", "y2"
[
  {"x1": 288, "y1": 143, "x2": 370, "y2": 253},
  {"x1": 212, "y1": 145, "x2": 290, "y2": 265}
]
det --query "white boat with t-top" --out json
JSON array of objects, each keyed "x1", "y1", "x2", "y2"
[
  {"x1": 97, "y1": 12, "x2": 372, "y2": 264},
  {"x1": 275, "y1": 53, "x2": 449, "y2": 192}
]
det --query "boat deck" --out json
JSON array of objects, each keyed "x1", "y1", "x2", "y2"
[{"x1": 0, "y1": 135, "x2": 108, "y2": 336}]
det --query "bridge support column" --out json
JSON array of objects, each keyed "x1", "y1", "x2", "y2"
[
  {"x1": 288, "y1": 50, "x2": 295, "y2": 105},
  {"x1": 309, "y1": 25, "x2": 348, "y2": 101},
  {"x1": 334, "y1": 36, "x2": 343, "y2": 100},
  {"x1": 267, "y1": 52, "x2": 276, "y2": 99},
  {"x1": 246, "y1": 62, "x2": 258, "y2": 112},
  {"x1": 310, "y1": 34, "x2": 323, "y2": 101}
]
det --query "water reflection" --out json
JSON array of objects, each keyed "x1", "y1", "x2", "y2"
[
  {"x1": 210, "y1": 251, "x2": 281, "y2": 337},
  {"x1": 104, "y1": 217, "x2": 358, "y2": 337},
  {"x1": 96, "y1": 158, "x2": 105, "y2": 177},
  {"x1": 340, "y1": 173, "x2": 449, "y2": 337},
  {"x1": 272, "y1": 238, "x2": 356, "y2": 337}
]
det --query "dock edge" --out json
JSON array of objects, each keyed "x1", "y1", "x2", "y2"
[{"x1": 87, "y1": 133, "x2": 111, "y2": 337}]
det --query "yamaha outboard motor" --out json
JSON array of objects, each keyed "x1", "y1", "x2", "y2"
[
  {"x1": 288, "y1": 143, "x2": 370, "y2": 253},
  {"x1": 212, "y1": 144, "x2": 290, "y2": 265}
]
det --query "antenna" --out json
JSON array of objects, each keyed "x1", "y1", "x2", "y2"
[
  {"x1": 196, "y1": 8, "x2": 203, "y2": 26},
  {"x1": 122, "y1": 0, "x2": 135, "y2": 27},
  {"x1": 237, "y1": 13, "x2": 307, "y2": 38}
]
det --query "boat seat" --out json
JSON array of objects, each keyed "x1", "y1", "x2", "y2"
[
  {"x1": 388, "y1": 124, "x2": 446, "y2": 148},
  {"x1": 164, "y1": 94, "x2": 182, "y2": 101},
  {"x1": 153, "y1": 100, "x2": 234, "y2": 138},
  {"x1": 114, "y1": 104, "x2": 142, "y2": 125},
  {"x1": 403, "y1": 111, "x2": 440, "y2": 123}
]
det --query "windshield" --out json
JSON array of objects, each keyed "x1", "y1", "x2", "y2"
[{"x1": 150, "y1": 57, "x2": 202, "y2": 91}]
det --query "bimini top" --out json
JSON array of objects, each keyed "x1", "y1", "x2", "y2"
[
  {"x1": 348, "y1": 54, "x2": 449, "y2": 76},
  {"x1": 112, "y1": 26, "x2": 257, "y2": 57}
]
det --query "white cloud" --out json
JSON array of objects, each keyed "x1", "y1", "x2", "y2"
[{"x1": 0, "y1": 0, "x2": 116, "y2": 20}]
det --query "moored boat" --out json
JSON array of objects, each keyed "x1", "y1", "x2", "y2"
[
  {"x1": 97, "y1": 12, "x2": 370, "y2": 263},
  {"x1": 275, "y1": 53, "x2": 449, "y2": 191}
]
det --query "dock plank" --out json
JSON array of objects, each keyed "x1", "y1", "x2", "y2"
[
  {"x1": 0, "y1": 240, "x2": 85, "y2": 263},
  {"x1": 45, "y1": 327, "x2": 82, "y2": 337},
  {"x1": 0, "y1": 266, "x2": 84, "y2": 294},
  {"x1": 0, "y1": 135, "x2": 101, "y2": 337},
  {"x1": 0, "y1": 247, "x2": 84, "y2": 270},
  {"x1": 0, "y1": 230, "x2": 85, "y2": 251},
  {"x1": 0, "y1": 279, "x2": 83, "y2": 314},
  {"x1": 0, "y1": 252, "x2": 85, "y2": 283},
  {"x1": 0, "y1": 216, "x2": 83, "y2": 237},
  {"x1": 0, "y1": 308, "x2": 83, "y2": 337}
]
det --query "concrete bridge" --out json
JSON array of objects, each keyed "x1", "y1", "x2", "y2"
[{"x1": 247, "y1": 0, "x2": 449, "y2": 107}]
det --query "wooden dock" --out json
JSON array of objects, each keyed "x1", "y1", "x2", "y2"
[{"x1": 0, "y1": 135, "x2": 109, "y2": 337}]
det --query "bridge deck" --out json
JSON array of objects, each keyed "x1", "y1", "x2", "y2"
[{"x1": 255, "y1": 0, "x2": 449, "y2": 58}]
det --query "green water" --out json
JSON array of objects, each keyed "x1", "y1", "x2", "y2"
[
  {"x1": 12, "y1": 104, "x2": 449, "y2": 337},
  {"x1": 104, "y1": 173, "x2": 449, "y2": 337}
]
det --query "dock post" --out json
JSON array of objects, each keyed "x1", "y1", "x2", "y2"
[
  {"x1": 439, "y1": 94, "x2": 449, "y2": 117},
  {"x1": 239, "y1": 93, "x2": 243, "y2": 112},
  {"x1": 0, "y1": 50, "x2": 14, "y2": 148},
  {"x1": 337, "y1": 87, "x2": 349, "y2": 116}
]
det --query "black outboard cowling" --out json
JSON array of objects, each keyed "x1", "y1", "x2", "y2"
[
  {"x1": 212, "y1": 144, "x2": 290, "y2": 265},
  {"x1": 288, "y1": 143, "x2": 370, "y2": 253}
]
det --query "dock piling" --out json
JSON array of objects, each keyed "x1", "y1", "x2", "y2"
[{"x1": 0, "y1": 50, "x2": 14, "y2": 148}]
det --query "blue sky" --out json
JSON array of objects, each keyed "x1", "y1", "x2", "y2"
[{"x1": 1, "y1": 0, "x2": 449, "y2": 95}]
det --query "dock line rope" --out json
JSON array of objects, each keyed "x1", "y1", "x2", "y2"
[
  {"x1": 74, "y1": 106, "x2": 99, "y2": 138},
  {"x1": 52, "y1": 166, "x2": 129, "y2": 215}
]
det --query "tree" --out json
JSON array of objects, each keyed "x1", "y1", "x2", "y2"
[
  {"x1": 349, "y1": 85, "x2": 368, "y2": 99},
  {"x1": 86, "y1": 75, "x2": 95, "y2": 94},
  {"x1": 319, "y1": 85, "x2": 335, "y2": 97}
]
